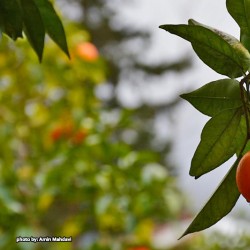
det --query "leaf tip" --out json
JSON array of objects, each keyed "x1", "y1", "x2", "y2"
[
  {"x1": 65, "y1": 49, "x2": 71, "y2": 59},
  {"x1": 178, "y1": 233, "x2": 185, "y2": 240},
  {"x1": 179, "y1": 93, "x2": 186, "y2": 100},
  {"x1": 189, "y1": 170, "x2": 201, "y2": 179},
  {"x1": 38, "y1": 54, "x2": 43, "y2": 63},
  {"x1": 188, "y1": 19, "x2": 196, "y2": 25}
]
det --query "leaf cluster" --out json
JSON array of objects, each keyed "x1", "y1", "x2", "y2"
[
  {"x1": 160, "y1": 0, "x2": 250, "y2": 237},
  {"x1": 0, "y1": 0, "x2": 69, "y2": 61}
]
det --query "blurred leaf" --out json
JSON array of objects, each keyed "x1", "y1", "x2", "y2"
[
  {"x1": 135, "y1": 57, "x2": 191, "y2": 75},
  {"x1": 0, "y1": 0, "x2": 23, "y2": 40},
  {"x1": 20, "y1": 0, "x2": 45, "y2": 61},
  {"x1": 190, "y1": 108, "x2": 243, "y2": 178},
  {"x1": 181, "y1": 79, "x2": 242, "y2": 117},
  {"x1": 34, "y1": 0, "x2": 70, "y2": 57},
  {"x1": 61, "y1": 219, "x2": 81, "y2": 237},
  {"x1": 160, "y1": 20, "x2": 250, "y2": 78},
  {"x1": 181, "y1": 159, "x2": 240, "y2": 238},
  {"x1": 37, "y1": 192, "x2": 54, "y2": 211}
]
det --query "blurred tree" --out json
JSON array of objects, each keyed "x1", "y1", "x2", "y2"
[
  {"x1": 0, "y1": 23, "x2": 184, "y2": 250},
  {"x1": 58, "y1": 0, "x2": 192, "y2": 167}
]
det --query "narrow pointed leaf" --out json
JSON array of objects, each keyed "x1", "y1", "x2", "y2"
[
  {"x1": 180, "y1": 159, "x2": 240, "y2": 238},
  {"x1": 160, "y1": 22, "x2": 250, "y2": 78},
  {"x1": 34, "y1": 0, "x2": 70, "y2": 57},
  {"x1": 0, "y1": 0, "x2": 23, "y2": 40},
  {"x1": 181, "y1": 79, "x2": 242, "y2": 117},
  {"x1": 20, "y1": 0, "x2": 45, "y2": 61},
  {"x1": 190, "y1": 108, "x2": 243, "y2": 178}
]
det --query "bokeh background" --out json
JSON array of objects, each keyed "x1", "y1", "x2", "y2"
[{"x1": 1, "y1": 0, "x2": 250, "y2": 249}]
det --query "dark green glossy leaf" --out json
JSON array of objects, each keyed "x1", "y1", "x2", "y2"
[
  {"x1": 181, "y1": 79, "x2": 242, "y2": 117},
  {"x1": 190, "y1": 108, "x2": 243, "y2": 178},
  {"x1": 160, "y1": 21, "x2": 250, "y2": 78},
  {"x1": 0, "y1": 0, "x2": 22, "y2": 40},
  {"x1": 180, "y1": 159, "x2": 240, "y2": 238},
  {"x1": 20, "y1": 0, "x2": 45, "y2": 61},
  {"x1": 34, "y1": 0, "x2": 70, "y2": 57}
]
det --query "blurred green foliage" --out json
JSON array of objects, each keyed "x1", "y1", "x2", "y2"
[{"x1": 0, "y1": 24, "x2": 184, "y2": 250}]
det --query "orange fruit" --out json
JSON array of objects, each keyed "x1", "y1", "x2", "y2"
[
  {"x1": 75, "y1": 42, "x2": 99, "y2": 61},
  {"x1": 236, "y1": 151, "x2": 250, "y2": 202}
]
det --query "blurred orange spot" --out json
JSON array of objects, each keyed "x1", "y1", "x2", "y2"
[
  {"x1": 75, "y1": 42, "x2": 99, "y2": 61},
  {"x1": 50, "y1": 127, "x2": 64, "y2": 141},
  {"x1": 62, "y1": 122, "x2": 74, "y2": 137},
  {"x1": 71, "y1": 129, "x2": 87, "y2": 145},
  {"x1": 50, "y1": 122, "x2": 74, "y2": 142}
]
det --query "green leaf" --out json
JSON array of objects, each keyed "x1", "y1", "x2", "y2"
[
  {"x1": 0, "y1": 0, "x2": 23, "y2": 40},
  {"x1": 190, "y1": 108, "x2": 243, "y2": 178},
  {"x1": 240, "y1": 31, "x2": 250, "y2": 52},
  {"x1": 189, "y1": 19, "x2": 250, "y2": 78},
  {"x1": 238, "y1": 139, "x2": 250, "y2": 156},
  {"x1": 34, "y1": 0, "x2": 70, "y2": 58},
  {"x1": 226, "y1": 0, "x2": 250, "y2": 35},
  {"x1": 226, "y1": 0, "x2": 250, "y2": 52},
  {"x1": 235, "y1": 115, "x2": 248, "y2": 156},
  {"x1": 20, "y1": 0, "x2": 45, "y2": 61},
  {"x1": 181, "y1": 79, "x2": 242, "y2": 117},
  {"x1": 159, "y1": 21, "x2": 250, "y2": 78},
  {"x1": 180, "y1": 159, "x2": 240, "y2": 238}
]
